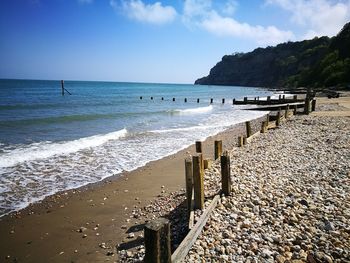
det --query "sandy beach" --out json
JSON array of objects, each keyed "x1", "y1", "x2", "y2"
[
  {"x1": 1, "y1": 92, "x2": 349, "y2": 263},
  {"x1": 0, "y1": 108, "x2": 264, "y2": 262}
]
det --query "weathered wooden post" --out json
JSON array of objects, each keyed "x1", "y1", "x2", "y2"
[
  {"x1": 214, "y1": 140, "x2": 222, "y2": 160},
  {"x1": 311, "y1": 99, "x2": 316, "y2": 112},
  {"x1": 285, "y1": 104, "x2": 290, "y2": 118},
  {"x1": 222, "y1": 98, "x2": 225, "y2": 104},
  {"x1": 243, "y1": 136, "x2": 247, "y2": 145},
  {"x1": 61, "y1": 80, "x2": 64, "y2": 96},
  {"x1": 210, "y1": 98, "x2": 213, "y2": 104},
  {"x1": 221, "y1": 151, "x2": 231, "y2": 196},
  {"x1": 238, "y1": 136, "x2": 244, "y2": 147},
  {"x1": 195, "y1": 141, "x2": 202, "y2": 153},
  {"x1": 144, "y1": 218, "x2": 171, "y2": 263},
  {"x1": 244, "y1": 97, "x2": 248, "y2": 102},
  {"x1": 245, "y1": 121, "x2": 252, "y2": 138},
  {"x1": 261, "y1": 121, "x2": 267, "y2": 133},
  {"x1": 185, "y1": 158, "x2": 193, "y2": 217},
  {"x1": 192, "y1": 155, "x2": 204, "y2": 210},
  {"x1": 276, "y1": 109, "x2": 281, "y2": 126},
  {"x1": 304, "y1": 96, "x2": 310, "y2": 115}
]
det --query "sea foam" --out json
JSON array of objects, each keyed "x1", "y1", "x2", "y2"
[{"x1": 0, "y1": 128, "x2": 127, "y2": 168}]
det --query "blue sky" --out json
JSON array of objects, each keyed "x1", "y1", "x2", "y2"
[{"x1": 0, "y1": 0, "x2": 349, "y2": 83}]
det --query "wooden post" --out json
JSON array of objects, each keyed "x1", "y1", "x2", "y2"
[
  {"x1": 185, "y1": 158, "x2": 193, "y2": 217},
  {"x1": 144, "y1": 218, "x2": 171, "y2": 263},
  {"x1": 197, "y1": 98, "x2": 200, "y2": 103},
  {"x1": 238, "y1": 136, "x2": 244, "y2": 147},
  {"x1": 195, "y1": 141, "x2": 202, "y2": 153},
  {"x1": 61, "y1": 80, "x2": 64, "y2": 96},
  {"x1": 245, "y1": 121, "x2": 252, "y2": 138},
  {"x1": 192, "y1": 155, "x2": 204, "y2": 210},
  {"x1": 222, "y1": 98, "x2": 225, "y2": 104},
  {"x1": 267, "y1": 96, "x2": 271, "y2": 103},
  {"x1": 214, "y1": 140, "x2": 222, "y2": 160},
  {"x1": 311, "y1": 99, "x2": 316, "y2": 111},
  {"x1": 210, "y1": 98, "x2": 213, "y2": 104},
  {"x1": 244, "y1": 97, "x2": 248, "y2": 102},
  {"x1": 278, "y1": 94, "x2": 282, "y2": 101},
  {"x1": 304, "y1": 96, "x2": 310, "y2": 114},
  {"x1": 243, "y1": 136, "x2": 247, "y2": 145},
  {"x1": 261, "y1": 121, "x2": 267, "y2": 133},
  {"x1": 203, "y1": 159, "x2": 211, "y2": 169},
  {"x1": 282, "y1": 95, "x2": 285, "y2": 100},
  {"x1": 276, "y1": 110, "x2": 281, "y2": 126},
  {"x1": 184, "y1": 98, "x2": 187, "y2": 103},
  {"x1": 221, "y1": 151, "x2": 231, "y2": 196},
  {"x1": 285, "y1": 104, "x2": 290, "y2": 118},
  {"x1": 293, "y1": 104, "x2": 297, "y2": 115}
]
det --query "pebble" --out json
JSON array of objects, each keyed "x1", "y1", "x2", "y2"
[{"x1": 118, "y1": 115, "x2": 350, "y2": 263}]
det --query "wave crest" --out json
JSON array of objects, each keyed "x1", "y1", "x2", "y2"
[{"x1": 0, "y1": 128, "x2": 127, "y2": 168}]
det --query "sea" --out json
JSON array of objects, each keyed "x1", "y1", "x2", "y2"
[{"x1": 0, "y1": 79, "x2": 272, "y2": 217}]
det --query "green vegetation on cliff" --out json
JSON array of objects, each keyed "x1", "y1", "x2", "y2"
[{"x1": 195, "y1": 22, "x2": 350, "y2": 88}]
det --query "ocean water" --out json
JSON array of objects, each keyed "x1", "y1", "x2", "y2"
[{"x1": 0, "y1": 79, "x2": 271, "y2": 216}]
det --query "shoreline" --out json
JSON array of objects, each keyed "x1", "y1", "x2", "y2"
[{"x1": 0, "y1": 113, "x2": 266, "y2": 262}]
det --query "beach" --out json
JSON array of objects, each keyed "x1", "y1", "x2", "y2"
[
  {"x1": 1, "y1": 93, "x2": 349, "y2": 262},
  {"x1": 0, "y1": 111, "x2": 264, "y2": 262}
]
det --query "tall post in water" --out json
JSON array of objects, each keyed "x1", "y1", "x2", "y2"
[
  {"x1": 210, "y1": 98, "x2": 213, "y2": 104},
  {"x1": 61, "y1": 80, "x2": 64, "y2": 96}
]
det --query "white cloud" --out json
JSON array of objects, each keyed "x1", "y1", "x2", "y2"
[
  {"x1": 201, "y1": 12, "x2": 294, "y2": 45},
  {"x1": 183, "y1": 0, "x2": 294, "y2": 45},
  {"x1": 112, "y1": 0, "x2": 177, "y2": 25},
  {"x1": 266, "y1": 0, "x2": 350, "y2": 38}
]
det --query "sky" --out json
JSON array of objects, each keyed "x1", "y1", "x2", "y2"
[{"x1": 0, "y1": 0, "x2": 349, "y2": 84}]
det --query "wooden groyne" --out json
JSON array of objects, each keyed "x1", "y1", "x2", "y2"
[{"x1": 142, "y1": 97, "x2": 316, "y2": 262}]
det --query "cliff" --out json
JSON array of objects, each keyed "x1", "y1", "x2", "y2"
[{"x1": 195, "y1": 22, "x2": 350, "y2": 88}]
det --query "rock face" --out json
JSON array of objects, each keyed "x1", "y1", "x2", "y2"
[{"x1": 195, "y1": 22, "x2": 350, "y2": 88}]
